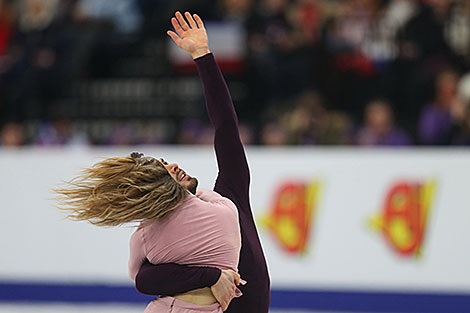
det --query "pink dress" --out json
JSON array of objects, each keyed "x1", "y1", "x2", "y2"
[{"x1": 129, "y1": 188, "x2": 241, "y2": 312}]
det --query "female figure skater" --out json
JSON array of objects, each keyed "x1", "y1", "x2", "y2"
[
  {"x1": 133, "y1": 11, "x2": 270, "y2": 313},
  {"x1": 127, "y1": 151, "x2": 243, "y2": 312}
]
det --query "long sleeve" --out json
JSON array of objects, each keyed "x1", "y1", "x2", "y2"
[
  {"x1": 195, "y1": 53, "x2": 250, "y2": 202},
  {"x1": 135, "y1": 260, "x2": 221, "y2": 296},
  {"x1": 196, "y1": 53, "x2": 271, "y2": 313},
  {"x1": 128, "y1": 228, "x2": 147, "y2": 281}
]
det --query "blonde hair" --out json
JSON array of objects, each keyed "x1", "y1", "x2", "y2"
[{"x1": 55, "y1": 155, "x2": 187, "y2": 226}]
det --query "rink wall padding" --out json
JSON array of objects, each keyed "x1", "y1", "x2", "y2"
[{"x1": 1, "y1": 281, "x2": 469, "y2": 312}]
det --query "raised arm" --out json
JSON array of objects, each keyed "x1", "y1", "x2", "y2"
[
  {"x1": 168, "y1": 11, "x2": 250, "y2": 200},
  {"x1": 195, "y1": 54, "x2": 250, "y2": 198}
]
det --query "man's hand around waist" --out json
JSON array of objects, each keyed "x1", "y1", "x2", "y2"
[{"x1": 211, "y1": 269, "x2": 246, "y2": 311}]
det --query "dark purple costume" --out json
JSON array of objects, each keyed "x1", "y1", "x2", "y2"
[{"x1": 135, "y1": 53, "x2": 270, "y2": 313}]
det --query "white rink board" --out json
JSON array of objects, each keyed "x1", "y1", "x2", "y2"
[{"x1": 0, "y1": 147, "x2": 469, "y2": 294}]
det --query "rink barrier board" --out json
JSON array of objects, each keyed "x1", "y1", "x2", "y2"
[{"x1": 0, "y1": 281, "x2": 469, "y2": 312}]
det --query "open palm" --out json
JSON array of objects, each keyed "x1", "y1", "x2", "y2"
[{"x1": 167, "y1": 11, "x2": 210, "y2": 59}]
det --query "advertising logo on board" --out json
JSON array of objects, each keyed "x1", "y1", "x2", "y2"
[
  {"x1": 261, "y1": 180, "x2": 321, "y2": 255},
  {"x1": 369, "y1": 180, "x2": 436, "y2": 257}
]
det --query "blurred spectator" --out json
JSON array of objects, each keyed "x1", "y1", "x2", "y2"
[
  {"x1": 261, "y1": 121, "x2": 288, "y2": 145},
  {"x1": 106, "y1": 120, "x2": 174, "y2": 146},
  {"x1": 0, "y1": 0, "x2": 81, "y2": 119},
  {"x1": 0, "y1": 0, "x2": 468, "y2": 147},
  {"x1": 35, "y1": 121, "x2": 61, "y2": 145},
  {"x1": 328, "y1": 0, "x2": 380, "y2": 57},
  {"x1": 239, "y1": 123, "x2": 255, "y2": 145},
  {"x1": 458, "y1": 73, "x2": 470, "y2": 105},
  {"x1": 107, "y1": 121, "x2": 135, "y2": 145},
  {"x1": 385, "y1": 0, "x2": 459, "y2": 131},
  {"x1": 245, "y1": 0, "x2": 313, "y2": 100},
  {"x1": 177, "y1": 118, "x2": 254, "y2": 145},
  {"x1": 221, "y1": 0, "x2": 255, "y2": 21},
  {"x1": 0, "y1": 0, "x2": 15, "y2": 56},
  {"x1": 285, "y1": 91, "x2": 325, "y2": 144},
  {"x1": 396, "y1": 0, "x2": 455, "y2": 63},
  {"x1": 18, "y1": 0, "x2": 59, "y2": 32},
  {"x1": 418, "y1": 69, "x2": 461, "y2": 145},
  {"x1": 136, "y1": 121, "x2": 171, "y2": 145},
  {"x1": 284, "y1": 90, "x2": 352, "y2": 145},
  {"x1": 444, "y1": 0, "x2": 470, "y2": 69},
  {"x1": 375, "y1": 0, "x2": 417, "y2": 62},
  {"x1": 319, "y1": 0, "x2": 384, "y2": 117},
  {"x1": 0, "y1": 122, "x2": 25, "y2": 147},
  {"x1": 451, "y1": 72, "x2": 470, "y2": 145},
  {"x1": 34, "y1": 119, "x2": 89, "y2": 146},
  {"x1": 400, "y1": 0, "x2": 450, "y2": 53},
  {"x1": 178, "y1": 119, "x2": 208, "y2": 145},
  {"x1": 76, "y1": 0, "x2": 142, "y2": 34},
  {"x1": 355, "y1": 99, "x2": 411, "y2": 146}
]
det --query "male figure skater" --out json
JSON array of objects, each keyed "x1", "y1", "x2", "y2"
[{"x1": 134, "y1": 11, "x2": 270, "y2": 312}]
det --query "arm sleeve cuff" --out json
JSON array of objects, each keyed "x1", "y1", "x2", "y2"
[{"x1": 194, "y1": 52, "x2": 214, "y2": 63}]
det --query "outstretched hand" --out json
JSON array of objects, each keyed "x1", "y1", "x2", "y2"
[{"x1": 167, "y1": 11, "x2": 210, "y2": 59}]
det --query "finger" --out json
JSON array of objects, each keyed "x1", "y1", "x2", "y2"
[
  {"x1": 233, "y1": 272, "x2": 240, "y2": 285},
  {"x1": 175, "y1": 11, "x2": 189, "y2": 31},
  {"x1": 193, "y1": 14, "x2": 204, "y2": 28},
  {"x1": 167, "y1": 31, "x2": 181, "y2": 45},
  {"x1": 240, "y1": 279, "x2": 247, "y2": 285},
  {"x1": 231, "y1": 286, "x2": 237, "y2": 298},
  {"x1": 221, "y1": 299, "x2": 229, "y2": 311},
  {"x1": 234, "y1": 288, "x2": 243, "y2": 298},
  {"x1": 185, "y1": 11, "x2": 197, "y2": 29},
  {"x1": 223, "y1": 296, "x2": 233, "y2": 311},
  {"x1": 171, "y1": 17, "x2": 184, "y2": 36}
]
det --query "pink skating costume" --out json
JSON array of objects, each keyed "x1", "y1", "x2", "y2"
[{"x1": 128, "y1": 188, "x2": 241, "y2": 312}]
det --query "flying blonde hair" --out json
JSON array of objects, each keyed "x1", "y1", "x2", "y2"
[{"x1": 55, "y1": 153, "x2": 187, "y2": 226}]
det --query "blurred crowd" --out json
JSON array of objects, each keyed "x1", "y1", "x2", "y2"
[{"x1": 1, "y1": 0, "x2": 470, "y2": 147}]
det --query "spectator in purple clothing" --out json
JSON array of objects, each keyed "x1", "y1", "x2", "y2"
[
  {"x1": 418, "y1": 69, "x2": 460, "y2": 145},
  {"x1": 355, "y1": 99, "x2": 411, "y2": 146}
]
